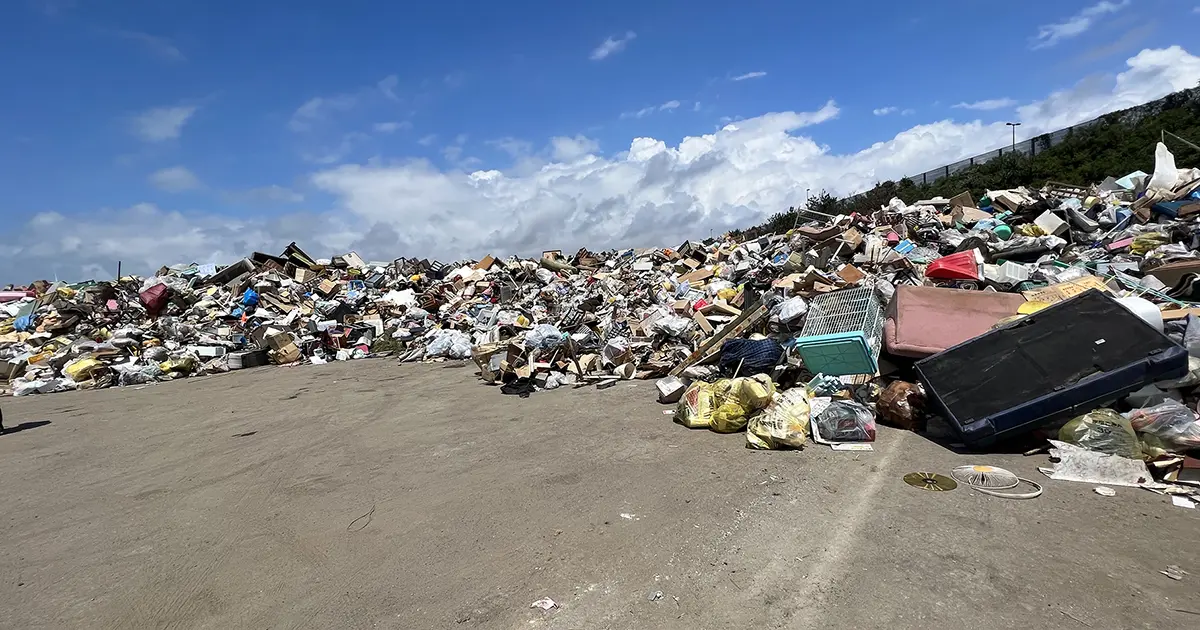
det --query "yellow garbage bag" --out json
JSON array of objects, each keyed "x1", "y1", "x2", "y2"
[
  {"x1": 675, "y1": 381, "x2": 717, "y2": 429},
  {"x1": 1017, "y1": 224, "x2": 1046, "y2": 237},
  {"x1": 747, "y1": 387, "x2": 810, "y2": 449},
  {"x1": 710, "y1": 374, "x2": 776, "y2": 433},
  {"x1": 159, "y1": 356, "x2": 197, "y2": 374},
  {"x1": 64, "y1": 357, "x2": 104, "y2": 381},
  {"x1": 676, "y1": 375, "x2": 777, "y2": 432}
]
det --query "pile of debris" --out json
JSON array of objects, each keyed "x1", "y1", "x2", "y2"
[{"x1": 2, "y1": 142, "x2": 1199, "y2": 498}]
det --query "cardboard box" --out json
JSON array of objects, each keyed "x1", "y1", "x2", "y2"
[
  {"x1": 840, "y1": 228, "x2": 864, "y2": 250},
  {"x1": 1147, "y1": 259, "x2": 1200, "y2": 288},
  {"x1": 837, "y1": 264, "x2": 866, "y2": 285},
  {"x1": 265, "y1": 331, "x2": 296, "y2": 350},
  {"x1": 1021, "y1": 276, "x2": 1110, "y2": 304},
  {"x1": 316, "y1": 279, "x2": 338, "y2": 297},
  {"x1": 678, "y1": 268, "x2": 714, "y2": 284},
  {"x1": 271, "y1": 341, "x2": 301, "y2": 364}
]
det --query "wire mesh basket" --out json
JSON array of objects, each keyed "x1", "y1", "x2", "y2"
[{"x1": 794, "y1": 286, "x2": 884, "y2": 375}]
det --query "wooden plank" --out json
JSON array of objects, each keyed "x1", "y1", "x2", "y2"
[{"x1": 668, "y1": 302, "x2": 768, "y2": 376}]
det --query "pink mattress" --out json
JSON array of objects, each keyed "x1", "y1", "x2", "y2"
[{"x1": 884, "y1": 285, "x2": 1026, "y2": 358}]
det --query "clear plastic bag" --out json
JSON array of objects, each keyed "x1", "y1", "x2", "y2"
[
  {"x1": 1127, "y1": 400, "x2": 1200, "y2": 450},
  {"x1": 602, "y1": 336, "x2": 630, "y2": 366},
  {"x1": 876, "y1": 380, "x2": 926, "y2": 431},
  {"x1": 654, "y1": 315, "x2": 693, "y2": 338},
  {"x1": 805, "y1": 374, "x2": 845, "y2": 398},
  {"x1": 525, "y1": 324, "x2": 565, "y2": 349},
  {"x1": 424, "y1": 329, "x2": 473, "y2": 359},
  {"x1": 776, "y1": 297, "x2": 808, "y2": 324},
  {"x1": 813, "y1": 400, "x2": 876, "y2": 442},
  {"x1": 1058, "y1": 409, "x2": 1143, "y2": 460}
]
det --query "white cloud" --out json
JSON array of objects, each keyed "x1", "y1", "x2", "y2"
[
  {"x1": 378, "y1": 74, "x2": 400, "y2": 101},
  {"x1": 373, "y1": 121, "x2": 412, "y2": 134},
  {"x1": 693, "y1": 102, "x2": 701, "y2": 112},
  {"x1": 622, "y1": 106, "x2": 655, "y2": 120},
  {"x1": 1018, "y1": 46, "x2": 1200, "y2": 129},
  {"x1": 223, "y1": 185, "x2": 304, "y2": 204},
  {"x1": 417, "y1": 134, "x2": 438, "y2": 146},
  {"x1": 873, "y1": 106, "x2": 898, "y2": 116},
  {"x1": 149, "y1": 166, "x2": 201, "y2": 192},
  {"x1": 301, "y1": 132, "x2": 368, "y2": 165},
  {"x1": 6, "y1": 47, "x2": 1200, "y2": 283},
  {"x1": 487, "y1": 137, "x2": 534, "y2": 158},
  {"x1": 549, "y1": 135, "x2": 600, "y2": 161},
  {"x1": 901, "y1": 109, "x2": 916, "y2": 116},
  {"x1": 440, "y1": 133, "x2": 473, "y2": 165},
  {"x1": 0, "y1": 203, "x2": 345, "y2": 282},
  {"x1": 953, "y1": 98, "x2": 1018, "y2": 111},
  {"x1": 731, "y1": 71, "x2": 767, "y2": 81},
  {"x1": 1032, "y1": 0, "x2": 1130, "y2": 49},
  {"x1": 590, "y1": 31, "x2": 636, "y2": 60},
  {"x1": 622, "y1": 100, "x2": 684, "y2": 119},
  {"x1": 116, "y1": 31, "x2": 185, "y2": 61},
  {"x1": 289, "y1": 95, "x2": 360, "y2": 132},
  {"x1": 131, "y1": 105, "x2": 197, "y2": 142}
]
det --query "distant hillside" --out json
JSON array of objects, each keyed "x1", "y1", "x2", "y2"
[{"x1": 742, "y1": 87, "x2": 1200, "y2": 236}]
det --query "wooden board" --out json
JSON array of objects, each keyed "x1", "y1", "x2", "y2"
[{"x1": 668, "y1": 302, "x2": 768, "y2": 377}]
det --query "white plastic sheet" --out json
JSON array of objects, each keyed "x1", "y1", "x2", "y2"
[
  {"x1": 1148, "y1": 142, "x2": 1179, "y2": 192},
  {"x1": 776, "y1": 297, "x2": 808, "y2": 324},
  {"x1": 424, "y1": 329, "x2": 473, "y2": 359}
]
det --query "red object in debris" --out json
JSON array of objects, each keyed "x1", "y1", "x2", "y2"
[
  {"x1": 886, "y1": 232, "x2": 900, "y2": 245},
  {"x1": 139, "y1": 283, "x2": 171, "y2": 317},
  {"x1": 925, "y1": 250, "x2": 981, "y2": 281}
]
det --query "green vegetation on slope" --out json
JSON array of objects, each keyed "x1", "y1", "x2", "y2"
[{"x1": 740, "y1": 88, "x2": 1200, "y2": 237}]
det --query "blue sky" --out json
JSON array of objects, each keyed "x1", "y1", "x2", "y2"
[{"x1": 2, "y1": 0, "x2": 1199, "y2": 282}]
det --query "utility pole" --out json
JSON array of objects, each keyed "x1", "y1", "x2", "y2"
[{"x1": 1006, "y1": 122, "x2": 1021, "y2": 153}]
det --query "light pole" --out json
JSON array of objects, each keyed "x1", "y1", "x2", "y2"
[
  {"x1": 792, "y1": 188, "x2": 812, "y2": 231},
  {"x1": 1005, "y1": 122, "x2": 1021, "y2": 153}
]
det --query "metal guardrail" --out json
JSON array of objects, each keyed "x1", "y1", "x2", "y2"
[{"x1": 844, "y1": 117, "x2": 1103, "y2": 200}]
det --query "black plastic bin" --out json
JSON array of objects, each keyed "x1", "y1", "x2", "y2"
[{"x1": 916, "y1": 289, "x2": 1188, "y2": 447}]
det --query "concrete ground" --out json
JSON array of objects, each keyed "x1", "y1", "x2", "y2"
[{"x1": 0, "y1": 360, "x2": 1197, "y2": 630}]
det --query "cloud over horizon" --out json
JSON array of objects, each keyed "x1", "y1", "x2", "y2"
[{"x1": 4, "y1": 46, "x2": 1200, "y2": 283}]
